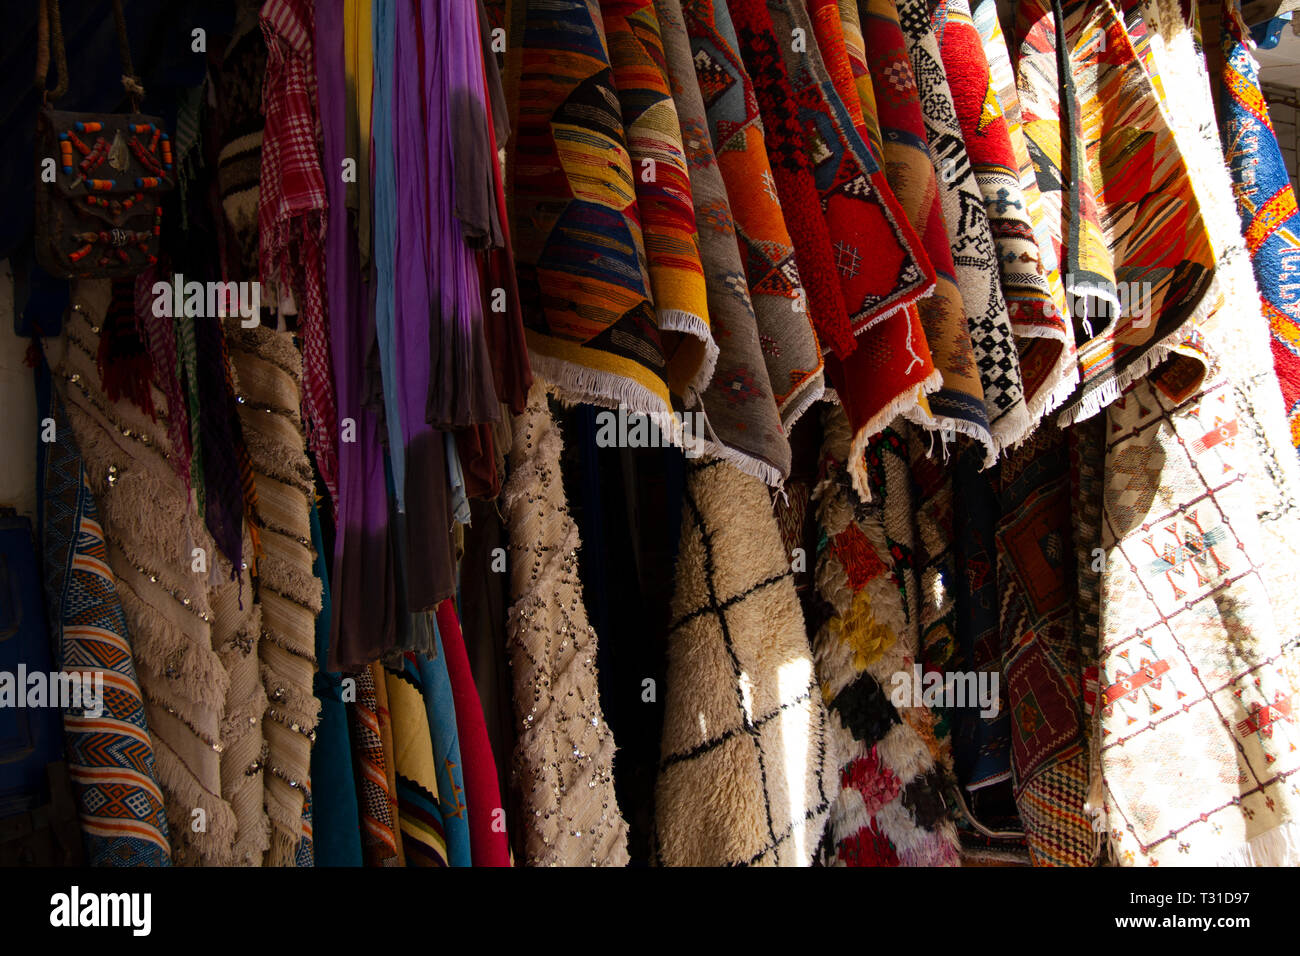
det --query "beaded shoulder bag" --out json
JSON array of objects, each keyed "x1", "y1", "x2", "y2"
[{"x1": 33, "y1": 0, "x2": 175, "y2": 279}]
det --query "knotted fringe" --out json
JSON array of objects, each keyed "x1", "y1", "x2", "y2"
[
  {"x1": 660, "y1": 307, "x2": 720, "y2": 406},
  {"x1": 527, "y1": 351, "x2": 688, "y2": 451},
  {"x1": 1210, "y1": 821, "x2": 1300, "y2": 867},
  {"x1": 847, "y1": 367, "x2": 943, "y2": 502}
]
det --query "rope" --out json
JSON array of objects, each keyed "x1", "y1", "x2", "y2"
[
  {"x1": 34, "y1": 0, "x2": 142, "y2": 107},
  {"x1": 111, "y1": 0, "x2": 143, "y2": 109},
  {"x1": 34, "y1": 0, "x2": 69, "y2": 103}
]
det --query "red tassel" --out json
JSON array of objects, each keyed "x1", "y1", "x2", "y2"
[{"x1": 97, "y1": 277, "x2": 158, "y2": 421}]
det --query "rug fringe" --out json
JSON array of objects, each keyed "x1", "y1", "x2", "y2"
[
  {"x1": 902, "y1": 403, "x2": 998, "y2": 469},
  {"x1": 848, "y1": 368, "x2": 943, "y2": 502},
  {"x1": 1024, "y1": 359, "x2": 1082, "y2": 428},
  {"x1": 658, "y1": 307, "x2": 719, "y2": 404},
  {"x1": 987, "y1": 394, "x2": 1035, "y2": 463},
  {"x1": 779, "y1": 372, "x2": 827, "y2": 436},
  {"x1": 1211, "y1": 820, "x2": 1300, "y2": 867},
  {"x1": 527, "y1": 349, "x2": 689, "y2": 450},
  {"x1": 852, "y1": 280, "x2": 938, "y2": 334},
  {"x1": 1054, "y1": 318, "x2": 1207, "y2": 428}
]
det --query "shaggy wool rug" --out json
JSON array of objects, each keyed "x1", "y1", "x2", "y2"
[{"x1": 655, "y1": 460, "x2": 837, "y2": 865}]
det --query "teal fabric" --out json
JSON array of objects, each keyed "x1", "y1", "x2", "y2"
[
  {"x1": 309, "y1": 501, "x2": 363, "y2": 866},
  {"x1": 371, "y1": 0, "x2": 405, "y2": 511},
  {"x1": 418, "y1": 619, "x2": 472, "y2": 867}
]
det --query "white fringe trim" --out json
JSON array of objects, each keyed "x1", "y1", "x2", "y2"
[
  {"x1": 1009, "y1": 322, "x2": 1070, "y2": 343},
  {"x1": 988, "y1": 393, "x2": 1035, "y2": 463},
  {"x1": 693, "y1": 438, "x2": 787, "y2": 488},
  {"x1": 658, "y1": 308, "x2": 719, "y2": 405},
  {"x1": 779, "y1": 372, "x2": 828, "y2": 437},
  {"x1": 1064, "y1": 280, "x2": 1123, "y2": 342},
  {"x1": 1211, "y1": 820, "x2": 1300, "y2": 867},
  {"x1": 847, "y1": 368, "x2": 943, "y2": 502},
  {"x1": 851, "y1": 279, "x2": 939, "y2": 334},
  {"x1": 1055, "y1": 309, "x2": 1212, "y2": 428},
  {"x1": 690, "y1": 397, "x2": 789, "y2": 487},
  {"x1": 1021, "y1": 358, "x2": 1082, "y2": 437},
  {"x1": 905, "y1": 405, "x2": 998, "y2": 468},
  {"x1": 527, "y1": 348, "x2": 689, "y2": 451}
]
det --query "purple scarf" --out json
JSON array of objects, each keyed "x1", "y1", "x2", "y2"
[
  {"x1": 316, "y1": 0, "x2": 398, "y2": 669},
  {"x1": 430, "y1": 0, "x2": 500, "y2": 430}
]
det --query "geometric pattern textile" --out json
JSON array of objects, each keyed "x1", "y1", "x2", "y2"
[
  {"x1": 1220, "y1": 0, "x2": 1300, "y2": 452},
  {"x1": 812, "y1": 406, "x2": 961, "y2": 866},
  {"x1": 898, "y1": 0, "x2": 1032, "y2": 457},
  {"x1": 939, "y1": 0, "x2": 1072, "y2": 426},
  {"x1": 655, "y1": 459, "x2": 837, "y2": 865},
  {"x1": 504, "y1": 0, "x2": 678, "y2": 437},
  {"x1": 1098, "y1": 376, "x2": 1300, "y2": 865},
  {"x1": 861, "y1": 0, "x2": 994, "y2": 455},
  {"x1": 680, "y1": 0, "x2": 827, "y2": 433},
  {"x1": 40, "y1": 391, "x2": 171, "y2": 866}
]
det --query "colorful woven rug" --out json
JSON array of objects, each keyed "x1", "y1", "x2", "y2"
[
  {"x1": 385, "y1": 655, "x2": 450, "y2": 866},
  {"x1": 787, "y1": 0, "x2": 945, "y2": 489},
  {"x1": 681, "y1": 0, "x2": 826, "y2": 434},
  {"x1": 601, "y1": 0, "x2": 716, "y2": 400},
  {"x1": 711, "y1": 0, "x2": 853, "y2": 357},
  {"x1": 40, "y1": 391, "x2": 172, "y2": 866},
  {"x1": 1036, "y1": 0, "x2": 1216, "y2": 425},
  {"x1": 861, "y1": 0, "x2": 992, "y2": 454},
  {"x1": 655, "y1": 460, "x2": 837, "y2": 865},
  {"x1": 831, "y1": 0, "x2": 884, "y2": 157},
  {"x1": 898, "y1": 0, "x2": 1031, "y2": 457},
  {"x1": 348, "y1": 665, "x2": 402, "y2": 866},
  {"x1": 938, "y1": 0, "x2": 1071, "y2": 426},
  {"x1": 1220, "y1": 0, "x2": 1300, "y2": 452},
  {"x1": 503, "y1": 0, "x2": 677, "y2": 438},
  {"x1": 774, "y1": 0, "x2": 936, "y2": 339},
  {"x1": 1011, "y1": 0, "x2": 1070, "y2": 322},
  {"x1": 812, "y1": 407, "x2": 960, "y2": 866},
  {"x1": 996, "y1": 426, "x2": 1091, "y2": 866},
  {"x1": 1138, "y1": 0, "x2": 1300, "y2": 748},
  {"x1": 971, "y1": 0, "x2": 1077, "y2": 424},
  {"x1": 807, "y1": 0, "x2": 872, "y2": 149},
  {"x1": 727, "y1": 0, "x2": 935, "y2": 356},
  {"x1": 657, "y1": 0, "x2": 792, "y2": 484},
  {"x1": 1098, "y1": 375, "x2": 1300, "y2": 865}
]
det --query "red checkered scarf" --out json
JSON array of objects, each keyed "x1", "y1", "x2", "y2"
[{"x1": 259, "y1": 0, "x2": 339, "y2": 514}]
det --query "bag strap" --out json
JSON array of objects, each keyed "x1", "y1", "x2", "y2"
[
  {"x1": 35, "y1": 0, "x2": 143, "y2": 110},
  {"x1": 34, "y1": 0, "x2": 68, "y2": 104}
]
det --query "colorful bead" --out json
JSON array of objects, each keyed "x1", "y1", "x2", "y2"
[
  {"x1": 129, "y1": 139, "x2": 164, "y2": 176},
  {"x1": 68, "y1": 244, "x2": 92, "y2": 262},
  {"x1": 135, "y1": 176, "x2": 160, "y2": 189},
  {"x1": 87, "y1": 178, "x2": 114, "y2": 191}
]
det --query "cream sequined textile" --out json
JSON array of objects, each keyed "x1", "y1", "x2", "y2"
[{"x1": 501, "y1": 384, "x2": 630, "y2": 866}]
